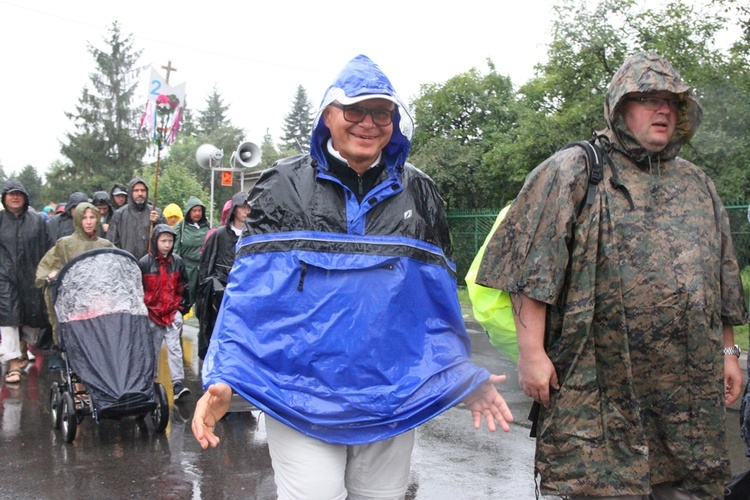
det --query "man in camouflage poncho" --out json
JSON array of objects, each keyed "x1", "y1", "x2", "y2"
[{"x1": 476, "y1": 51, "x2": 748, "y2": 498}]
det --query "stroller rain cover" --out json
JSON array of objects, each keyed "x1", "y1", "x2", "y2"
[{"x1": 53, "y1": 248, "x2": 157, "y2": 419}]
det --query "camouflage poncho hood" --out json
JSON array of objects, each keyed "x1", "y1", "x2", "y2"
[{"x1": 604, "y1": 51, "x2": 702, "y2": 163}]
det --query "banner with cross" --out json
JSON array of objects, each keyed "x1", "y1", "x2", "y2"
[{"x1": 139, "y1": 61, "x2": 186, "y2": 148}]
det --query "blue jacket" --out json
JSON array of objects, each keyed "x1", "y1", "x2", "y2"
[{"x1": 203, "y1": 55, "x2": 489, "y2": 444}]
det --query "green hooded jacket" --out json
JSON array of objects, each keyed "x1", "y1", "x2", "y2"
[{"x1": 173, "y1": 196, "x2": 210, "y2": 306}]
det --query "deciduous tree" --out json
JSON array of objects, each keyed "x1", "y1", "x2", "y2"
[{"x1": 410, "y1": 61, "x2": 521, "y2": 208}]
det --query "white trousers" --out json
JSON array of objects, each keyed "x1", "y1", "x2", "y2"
[
  {"x1": 0, "y1": 326, "x2": 39, "y2": 362},
  {"x1": 149, "y1": 312, "x2": 184, "y2": 384},
  {"x1": 265, "y1": 415, "x2": 415, "y2": 500}
]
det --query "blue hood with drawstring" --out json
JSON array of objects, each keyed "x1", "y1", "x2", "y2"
[
  {"x1": 202, "y1": 55, "x2": 489, "y2": 445},
  {"x1": 310, "y1": 54, "x2": 414, "y2": 173}
]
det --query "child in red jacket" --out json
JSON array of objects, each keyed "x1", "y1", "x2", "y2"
[{"x1": 138, "y1": 224, "x2": 191, "y2": 400}]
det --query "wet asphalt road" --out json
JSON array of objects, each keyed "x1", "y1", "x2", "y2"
[{"x1": 1, "y1": 312, "x2": 747, "y2": 499}]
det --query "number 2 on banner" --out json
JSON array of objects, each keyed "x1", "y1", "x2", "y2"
[{"x1": 150, "y1": 79, "x2": 162, "y2": 98}]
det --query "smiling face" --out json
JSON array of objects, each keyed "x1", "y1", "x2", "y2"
[
  {"x1": 323, "y1": 98, "x2": 394, "y2": 175},
  {"x1": 620, "y1": 91, "x2": 679, "y2": 153}
]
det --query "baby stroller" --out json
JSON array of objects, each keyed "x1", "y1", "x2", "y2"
[{"x1": 48, "y1": 248, "x2": 169, "y2": 443}]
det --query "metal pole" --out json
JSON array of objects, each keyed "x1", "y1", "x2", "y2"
[{"x1": 210, "y1": 167, "x2": 215, "y2": 224}]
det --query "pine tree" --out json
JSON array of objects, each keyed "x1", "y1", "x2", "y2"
[
  {"x1": 280, "y1": 85, "x2": 313, "y2": 153},
  {"x1": 178, "y1": 96, "x2": 198, "y2": 137},
  {"x1": 198, "y1": 86, "x2": 230, "y2": 135},
  {"x1": 259, "y1": 129, "x2": 282, "y2": 169},
  {"x1": 53, "y1": 22, "x2": 147, "y2": 196},
  {"x1": 16, "y1": 165, "x2": 44, "y2": 209}
]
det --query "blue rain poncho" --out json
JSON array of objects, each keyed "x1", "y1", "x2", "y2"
[{"x1": 203, "y1": 55, "x2": 490, "y2": 445}]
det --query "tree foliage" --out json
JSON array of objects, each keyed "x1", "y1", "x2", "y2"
[
  {"x1": 51, "y1": 22, "x2": 147, "y2": 197},
  {"x1": 410, "y1": 62, "x2": 521, "y2": 208},
  {"x1": 198, "y1": 87, "x2": 231, "y2": 135},
  {"x1": 414, "y1": 0, "x2": 750, "y2": 209},
  {"x1": 280, "y1": 85, "x2": 313, "y2": 153},
  {"x1": 136, "y1": 161, "x2": 209, "y2": 215},
  {"x1": 16, "y1": 165, "x2": 44, "y2": 210},
  {"x1": 259, "y1": 129, "x2": 282, "y2": 169}
]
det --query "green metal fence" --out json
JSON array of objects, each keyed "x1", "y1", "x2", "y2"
[{"x1": 447, "y1": 204, "x2": 750, "y2": 286}]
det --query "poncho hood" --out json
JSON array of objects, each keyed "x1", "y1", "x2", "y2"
[
  {"x1": 182, "y1": 196, "x2": 207, "y2": 224},
  {"x1": 127, "y1": 177, "x2": 150, "y2": 211},
  {"x1": 64, "y1": 192, "x2": 90, "y2": 216},
  {"x1": 310, "y1": 54, "x2": 414, "y2": 174},
  {"x1": 163, "y1": 203, "x2": 183, "y2": 224},
  {"x1": 91, "y1": 191, "x2": 112, "y2": 210},
  {"x1": 225, "y1": 191, "x2": 249, "y2": 227},
  {"x1": 149, "y1": 223, "x2": 176, "y2": 258},
  {"x1": 73, "y1": 202, "x2": 101, "y2": 239},
  {"x1": 604, "y1": 51, "x2": 702, "y2": 163},
  {"x1": 2, "y1": 179, "x2": 29, "y2": 212}
]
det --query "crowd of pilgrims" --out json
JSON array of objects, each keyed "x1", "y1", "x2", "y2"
[{"x1": 0, "y1": 177, "x2": 249, "y2": 394}]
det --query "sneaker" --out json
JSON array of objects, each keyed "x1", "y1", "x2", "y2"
[{"x1": 173, "y1": 382, "x2": 190, "y2": 401}]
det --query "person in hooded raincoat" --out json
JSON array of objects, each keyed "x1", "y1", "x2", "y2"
[
  {"x1": 476, "y1": 51, "x2": 747, "y2": 499},
  {"x1": 36, "y1": 202, "x2": 115, "y2": 344},
  {"x1": 173, "y1": 196, "x2": 210, "y2": 308},
  {"x1": 192, "y1": 54, "x2": 513, "y2": 499},
  {"x1": 0, "y1": 179, "x2": 51, "y2": 384},
  {"x1": 163, "y1": 203, "x2": 183, "y2": 228},
  {"x1": 107, "y1": 178, "x2": 166, "y2": 260},
  {"x1": 48, "y1": 191, "x2": 90, "y2": 242},
  {"x1": 200, "y1": 198, "x2": 233, "y2": 254},
  {"x1": 91, "y1": 191, "x2": 114, "y2": 238},
  {"x1": 138, "y1": 224, "x2": 191, "y2": 401},
  {"x1": 196, "y1": 191, "x2": 250, "y2": 360},
  {"x1": 109, "y1": 183, "x2": 128, "y2": 211}
]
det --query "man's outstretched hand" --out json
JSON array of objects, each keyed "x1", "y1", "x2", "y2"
[
  {"x1": 462, "y1": 374, "x2": 514, "y2": 432},
  {"x1": 192, "y1": 382, "x2": 233, "y2": 449}
]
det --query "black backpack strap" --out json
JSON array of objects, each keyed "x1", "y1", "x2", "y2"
[
  {"x1": 559, "y1": 140, "x2": 605, "y2": 216},
  {"x1": 560, "y1": 138, "x2": 636, "y2": 214}
]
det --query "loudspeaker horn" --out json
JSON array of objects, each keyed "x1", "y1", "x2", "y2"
[
  {"x1": 196, "y1": 144, "x2": 224, "y2": 170},
  {"x1": 230, "y1": 141, "x2": 262, "y2": 170}
]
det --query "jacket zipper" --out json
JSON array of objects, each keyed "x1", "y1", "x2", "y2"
[{"x1": 297, "y1": 261, "x2": 307, "y2": 291}]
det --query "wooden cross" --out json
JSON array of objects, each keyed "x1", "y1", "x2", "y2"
[{"x1": 161, "y1": 60, "x2": 177, "y2": 84}]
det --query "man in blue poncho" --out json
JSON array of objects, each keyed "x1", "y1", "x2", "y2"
[{"x1": 192, "y1": 55, "x2": 513, "y2": 499}]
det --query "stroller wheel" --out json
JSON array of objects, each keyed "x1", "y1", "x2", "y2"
[
  {"x1": 60, "y1": 392, "x2": 78, "y2": 443},
  {"x1": 49, "y1": 382, "x2": 62, "y2": 430},
  {"x1": 151, "y1": 382, "x2": 169, "y2": 433}
]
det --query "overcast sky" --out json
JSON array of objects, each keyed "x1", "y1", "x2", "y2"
[{"x1": 0, "y1": 0, "x2": 557, "y2": 178}]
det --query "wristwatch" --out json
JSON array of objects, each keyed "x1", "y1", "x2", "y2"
[{"x1": 724, "y1": 345, "x2": 741, "y2": 357}]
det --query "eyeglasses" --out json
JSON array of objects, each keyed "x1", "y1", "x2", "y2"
[
  {"x1": 626, "y1": 96, "x2": 682, "y2": 111},
  {"x1": 329, "y1": 102, "x2": 396, "y2": 126}
]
